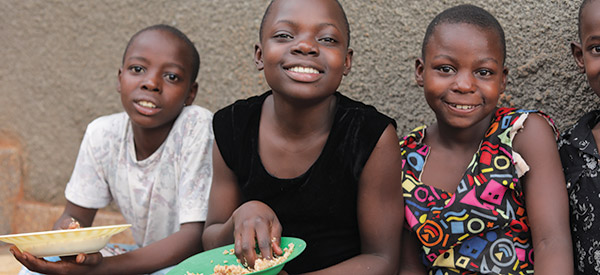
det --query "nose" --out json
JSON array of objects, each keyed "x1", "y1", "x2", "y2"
[
  {"x1": 141, "y1": 72, "x2": 161, "y2": 92},
  {"x1": 291, "y1": 36, "x2": 319, "y2": 56},
  {"x1": 452, "y1": 71, "x2": 475, "y2": 93}
]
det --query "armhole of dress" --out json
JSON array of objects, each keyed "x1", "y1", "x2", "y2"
[{"x1": 509, "y1": 112, "x2": 556, "y2": 178}]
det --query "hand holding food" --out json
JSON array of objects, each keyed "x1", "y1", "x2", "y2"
[
  {"x1": 210, "y1": 243, "x2": 293, "y2": 275},
  {"x1": 231, "y1": 201, "x2": 283, "y2": 268},
  {"x1": 56, "y1": 217, "x2": 81, "y2": 230},
  {"x1": 173, "y1": 237, "x2": 305, "y2": 275}
]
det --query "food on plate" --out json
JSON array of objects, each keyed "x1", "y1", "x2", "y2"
[
  {"x1": 187, "y1": 243, "x2": 295, "y2": 275},
  {"x1": 68, "y1": 217, "x2": 81, "y2": 229}
]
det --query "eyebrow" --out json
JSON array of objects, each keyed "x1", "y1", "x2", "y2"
[
  {"x1": 126, "y1": 56, "x2": 186, "y2": 72},
  {"x1": 432, "y1": 54, "x2": 499, "y2": 65},
  {"x1": 274, "y1": 19, "x2": 342, "y2": 33},
  {"x1": 585, "y1": 35, "x2": 600, "y2": 43}
]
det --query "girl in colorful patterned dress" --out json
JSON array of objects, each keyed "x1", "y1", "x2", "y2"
[{"x1": 399, "y1": 4, "x2": 573, "y2": 275}]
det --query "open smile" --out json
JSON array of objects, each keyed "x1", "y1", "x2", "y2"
[
  {"x1": 449, "y1": 103, "x2": 477, "y2": 110},
  {"x1": 134, "y1": 99, "x2": 161, "y2": 116},
  {"x1": 137, "y1": 100, "x2": 157, "y2": 108},
  {"x1": 284, "y1": 65, "x2": 324, "y2": 82},
  {"x1": 286, "y1": 66, "x2": 323, "y2": 74},
  {"x1": 445, "y1": 102, "x2": 481, "y2": 112}
]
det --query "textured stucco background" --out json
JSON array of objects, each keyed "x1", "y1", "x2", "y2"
[{"x1": 0, "y1": 0, "x2": 595, "y2": 207}]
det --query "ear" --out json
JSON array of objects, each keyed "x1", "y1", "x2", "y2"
[
  {"x1": 254, "y1": 43, "x2": 264, "y2": 71},
  {"x1": 117, "y1": 68, "x2": 123, "y2": 93},
  {"x1": 185, "y1": 82, "x2": 199, "y2": 106},
  {"x1": 571, "y1": 41, "x2": 586, "y2": 73},
  {"x1": 415, "y1": 58, "x2": 425, "y2": 87},
  {"x1": 500, "y1": 67, "x2": 509, "y2": 94},
  {"x1": 342, "y1": 48, "x2": 354, "y2": 75}
]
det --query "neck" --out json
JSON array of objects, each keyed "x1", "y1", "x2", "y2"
[
  {"x1": 265, "y1": 92, "x2": 337, "y2": 138},
  {"x1": 427, "y1": 114, "x2": 493, "y2": 151},
  {"x1": 131, "y1": 121, "x2": 174, "y2": 160}
]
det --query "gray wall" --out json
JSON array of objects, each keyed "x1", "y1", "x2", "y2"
[{"x1": 1, "y1": 0, "x2": 594, "y2": 206}]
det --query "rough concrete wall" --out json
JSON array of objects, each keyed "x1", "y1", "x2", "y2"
[
  {"x1": 0, "y1": 131, "x2": 23, "y2": 235},
  {"x1": 0, "y1": 0, "x2": 593, "y2": 206}
]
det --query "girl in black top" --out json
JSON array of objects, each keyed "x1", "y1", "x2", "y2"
[{"x1": 202, "y1": 0, "x2": 404, "y2": 274}]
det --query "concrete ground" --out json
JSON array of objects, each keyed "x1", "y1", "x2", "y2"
[{"x1": 0, "y1": 244, "x2": 21, "y2": 275}]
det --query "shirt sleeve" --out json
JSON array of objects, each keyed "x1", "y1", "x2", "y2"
[
  {"x1": 177, "y1": 107, "x2": 214, "y2": 224},
  {"x1": 65, "y1": 119, "x2": 113, "y2": 209}
]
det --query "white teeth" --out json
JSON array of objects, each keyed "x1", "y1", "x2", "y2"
[
  {"x1": 138, "y1": 101, "x2": 157, "y2": 108},
  {"x1": 452, "y1": 104, "x2": 475, "y2": 110},
  {"x1": 288, "y1": 66, "x2": 320, "y2": 74}
]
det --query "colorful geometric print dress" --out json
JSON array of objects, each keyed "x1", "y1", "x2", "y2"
[{"x1": 401, "y1": 108, "x2": 558, "y2": 275}]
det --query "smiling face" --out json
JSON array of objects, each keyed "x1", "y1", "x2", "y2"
[
  {"x1": 255, "y1": 0, "x2": 353, "y2": 102},
  {"x1": 118, "y1": 29, "x2": 198, "y2": 132},
  {"x1": 416, "y1": 23, "x2": 507, "y2": 130},
  {"x1": 573, "y1": 0, "x2": 600, "y2": 96}
]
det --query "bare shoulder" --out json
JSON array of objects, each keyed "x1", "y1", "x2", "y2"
[
  {"x1": 513, "y1": 112, "x2": 557, "y2": 151},
  {"x1": 372, "y1": 124, "x2": 402, "y2": 158},
  {"x1": 360, "y1": 124, "x2": 401, "y2": 187}
]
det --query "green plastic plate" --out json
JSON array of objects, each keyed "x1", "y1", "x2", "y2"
[{"x1": 167, "y1": 237, "x2": 306, "y2": 275}]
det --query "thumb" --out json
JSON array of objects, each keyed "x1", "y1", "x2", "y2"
[
  {"x1": 75, "y1": 252, "x2": 103, "y2": 265},
  {"x1": 270, "y1": 236, "x2": 283, "y2": 256}
]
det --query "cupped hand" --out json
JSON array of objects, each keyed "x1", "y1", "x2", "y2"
[
  {"x1": 231, "y1": 200, "x2": 283, "y2": 268},
  {"x1": 55, "y1": 217, "x2": 81, "y2": 230},
  {"x1": 10, "y1": 245, "x2": 103, "y2": 275}
]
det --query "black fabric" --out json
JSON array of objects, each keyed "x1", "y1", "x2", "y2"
[
  {"x1": 559, "y1": 110, "x2": 600, "y2": 275},
  {"x1": 213, "y1": 91, "x2": 395, "y2": 273}
]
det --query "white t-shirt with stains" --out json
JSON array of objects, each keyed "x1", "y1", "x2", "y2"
[{"x1": 65, "y1": 105, "x2": 213, "y2": 247}]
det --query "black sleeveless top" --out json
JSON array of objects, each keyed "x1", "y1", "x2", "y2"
[{"x1": 213, "y1": 91, "x2": 396, "y2": 273}]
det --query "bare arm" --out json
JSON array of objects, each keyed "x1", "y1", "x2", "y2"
[
  {"x1": 12, "y1": 201, "x2": 204, "y2": 274},
  {"x1": 513, "y1": 114, "x2": 573, "y2": 274},
  {"x1": 202, "y1": 140, "x2": 242, "y2": 249},
  {"x1": 301, "y1": 124, "x2": 404, "y2": 275},
  {"x1": 202, "y1": 141, "x2": 283, "y2": 268},
  {"x1": 399, "y1": 228, "x2": 427, "y2": 275},
  {"x1": 97, "y1": 222, "x2": 204, "y2": 274},
  {"x1": 53, "y1": 201, "x2": 97, "y2": 229}
]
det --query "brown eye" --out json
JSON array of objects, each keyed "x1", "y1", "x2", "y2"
[
  {"x1": 129, "y1": 65, "x2": 144, "y2": 73},
  {"x1": 437, "y1": 65, "x2": 455, "y2": 73},
  {"x1": 273, "y1": 33, "x2": 293, "y2": 40},
  {"x1": 592, "y1": 46, "x2": 600, "y2": 54},
  {"x1": 319, "y1": 37, "x2": 337, "y2": 44},
  {"x1": 476, "y1": 69, "x2": 493, "y2": 77},
  {"x1": 165, "y1": 73, "x2": 179, "y2": 82}
]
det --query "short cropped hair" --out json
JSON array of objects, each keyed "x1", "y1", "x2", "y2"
[
  {"x1": 122, "y1": 24, "x2": 200, "y2": 84},
  {"x1": 258, "y1": 0, "x2": 351, "y2": 47},
  {"x1": 421, "y1": 4, "x2": 506, "y2": 64},
  {"x1": 578, "y1": 0, "x2": 599, "y2": 41}
]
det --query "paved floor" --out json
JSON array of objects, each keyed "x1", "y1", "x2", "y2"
[{"x1": 0, "y1": 244, "x2": 22, "y2": 275}]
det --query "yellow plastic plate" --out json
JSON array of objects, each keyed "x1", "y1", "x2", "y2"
[{"x1": 0, "y1": 224, "x2": 132, "y2": 257}]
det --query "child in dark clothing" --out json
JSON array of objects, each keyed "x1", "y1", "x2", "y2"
[
  {"x1": 559, "y1": 0, "x2": 600, "y2": 273},
  {"x1": 202, "y1": 0, "x2": 404, "y2": 274}
]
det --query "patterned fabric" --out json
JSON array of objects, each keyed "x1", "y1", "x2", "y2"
[
  {"x1": 558, "y1": 110, "x2": 600, "y2": 275},
  {"x1": 401, "y1": 108, "x2": 557, "y2": 275},
  {"x1": 65, "y1": 105, "x2": 213, "y2": 247}
]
